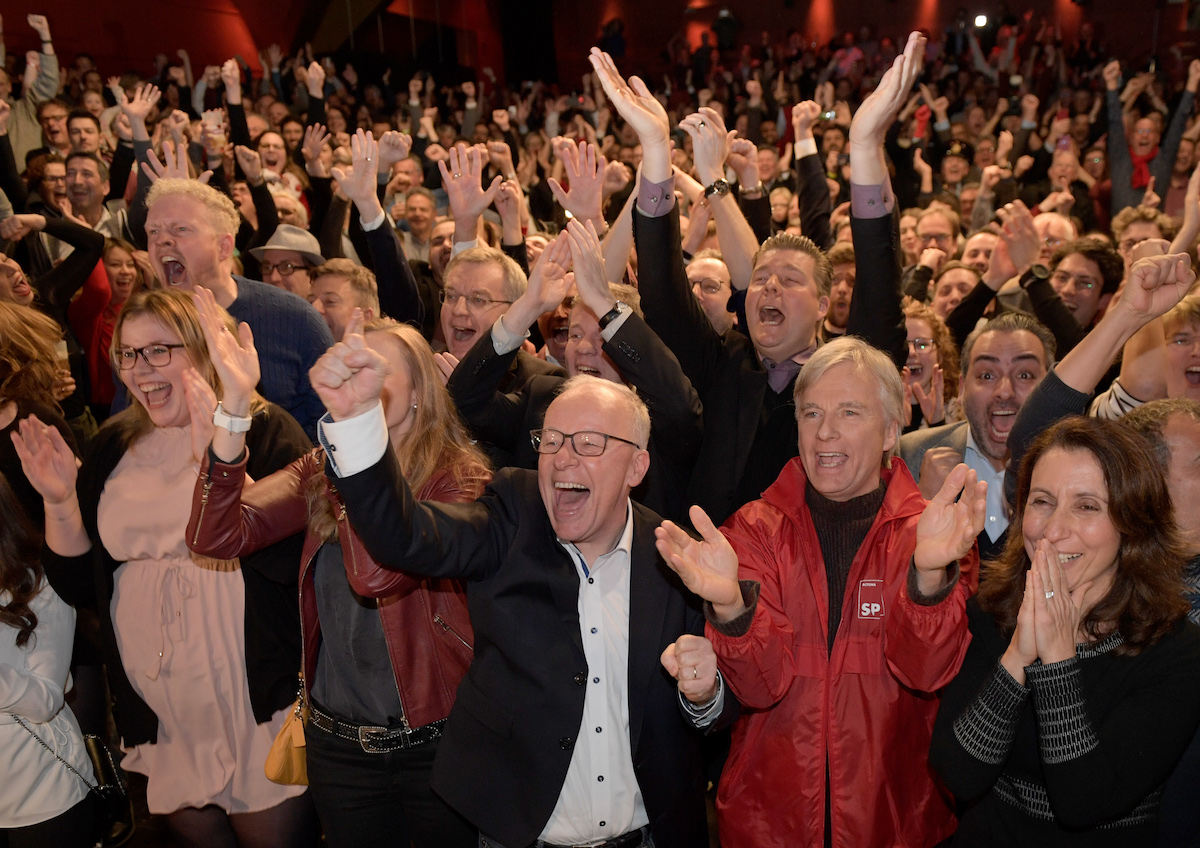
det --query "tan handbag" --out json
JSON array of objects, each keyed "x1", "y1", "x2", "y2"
[{"x1": 264, "y1": 675, "x2": 308, "y2": 785}]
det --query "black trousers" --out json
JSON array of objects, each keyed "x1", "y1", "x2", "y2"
[
  {"x1": 0, "y1": 793, "x2": 94, "y2": 848},
  {"x1": 306, "y1": 714, "x2": 475, "y2": 848}
]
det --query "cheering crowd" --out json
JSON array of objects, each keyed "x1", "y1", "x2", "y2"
[{"x1": 4, "y1": 8, "x2": 1200, "y2": 848}]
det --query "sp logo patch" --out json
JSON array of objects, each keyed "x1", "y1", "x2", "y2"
[{"x1": 858, "y1": 579, "x2": 884, "y2": 620}]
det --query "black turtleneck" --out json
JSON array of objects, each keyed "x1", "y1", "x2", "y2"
[{"x1": 805, "y1": 479, "x2": 887, "y2": 651}]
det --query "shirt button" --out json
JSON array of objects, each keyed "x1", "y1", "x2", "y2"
[
  {"x1": 595, "y1": 726, "x2": 602, "y2": 733},
  {"x1": 329, "y1": 444, "x2": 336, "y2": 451},
  {"x1": 588, "y1": 577, "x2": 594, "y2": 584},
  {"x1": 599, "y1": 821, "x2": 606, "y2": 827},
  {"x1": 597, "y1": 775, "x2": 604, "y2": 782},
  {"x1": 591, "y1": 627, "x2": 598, "y2": 634},
  {"x1": 593, "y1": 677, "x2": 600, "y2": 683}
]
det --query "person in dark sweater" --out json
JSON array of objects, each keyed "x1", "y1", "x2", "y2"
[
  {"x1": 930, "y1": 418, "x2": 1200, "y2": 847},
  {"x1": 141, "y1": 178, "x2": 332, "y2": 439}
]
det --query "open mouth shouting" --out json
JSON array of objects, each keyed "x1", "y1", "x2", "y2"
[
  {"x1": 552, "y1": 480, "x2": 590, "y2": 518},
  {"x1": 815, "y1": 451, "x2": 847, "y2": 468},
  {"x1": 158, "y1": 254, "x2": 189, "y2": 287},
  {"x1": 759, "y1": 305, "x2": 785, "y2": 326},
  {"x1": 987, "y1": 404, "x2": 1018, "y2": 444},
  {"x1": 139, "y1": 380, "x2": 174, "y2": 410},
  {"x1": 1187, "y1": 366, "x2": 1200, "y2": 388}
]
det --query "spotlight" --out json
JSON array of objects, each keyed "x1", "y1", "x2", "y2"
[{"x1": 974, "y1": 14, "x2": 988, "y2": 27}]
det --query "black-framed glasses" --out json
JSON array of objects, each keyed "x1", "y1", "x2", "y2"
[
  {"x1": 261, "y1": 261, "x2": 304, "y2": 277},
  {"x1": 439, "y1": 290, "x2": 513, "y2": 311},
  {"x1": 115, "y1": 343, "x2": 187, "y2": 370},
  {"x1": 530, "y1": 428, "x2": 642, "y2": 456},
  {"x1": 918, "y1": 232, "x2": 953, "y2": 246},
  {"x1": 907, "y1": 337, "x2": 934, "y2": 352}
]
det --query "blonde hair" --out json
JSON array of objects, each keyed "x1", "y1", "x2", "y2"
[
  {"x1": 0, "y1": 302, "x2": 64, "y2": 404},
  {"x1": 145, "y1": 178, "x2": 240, "y2": 238},
  {"x1": 305, "y1": 319, "x2": 491, "y2": 542},
  {"x1": 107, "y1": 289, "x2": 265, "y2": 443}
]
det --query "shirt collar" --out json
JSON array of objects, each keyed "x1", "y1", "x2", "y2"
[
  {"x1": 559, "y1": 501, "x2": 635, "y2": 576},
  {"x1": 963, "y1": 426, "x2": 1005, "y2": 480}
]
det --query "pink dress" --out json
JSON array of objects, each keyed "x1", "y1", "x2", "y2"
[{"x1": 96, "y1": 425, "x2": 304, "y2": 815}]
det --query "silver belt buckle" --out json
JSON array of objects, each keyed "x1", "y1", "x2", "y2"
[{"x1": 358, "y1": 724, "x2": 391, "y2": 753}]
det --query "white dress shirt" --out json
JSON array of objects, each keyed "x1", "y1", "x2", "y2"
[{"x1": 963, "y1": 427, "x2": 1009, "y2": 543}]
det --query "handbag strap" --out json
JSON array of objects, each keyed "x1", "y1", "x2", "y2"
[{"x1": 13, "y1": 715, "x2": 99, "y2": 793}]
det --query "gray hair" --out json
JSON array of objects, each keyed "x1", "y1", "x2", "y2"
[
  {"x1": 1122, "y1": 398, "x2": 1200, "y2": 471},
  {"x1": 556, "y1": 375, "x2": 650, "y2": 449},
  {"x1": 794, "y1": 336, "x2": 904, "y2": 461},
  {"x1": 444, "y1": 246, "x2": 527, "y2": 302}
]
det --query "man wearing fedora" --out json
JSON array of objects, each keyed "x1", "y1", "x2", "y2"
[{"x1": 250, "y1": 223, "x2": 326, "y2": 301}]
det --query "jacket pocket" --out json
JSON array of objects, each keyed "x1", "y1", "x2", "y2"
[
  {"x1": 434, "y1": 613, "x2": 473, "y2": 652},
  {"x1": 455, "y1": 674, "x2": 514, "y2": 738},
  {"x1": 840, "y1": 638, "x2": 883, "y2": 675}
]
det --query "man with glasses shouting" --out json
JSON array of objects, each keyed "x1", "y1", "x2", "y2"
[{"x1": 312, "y1": 333, "x2": 735, "y2": 847}]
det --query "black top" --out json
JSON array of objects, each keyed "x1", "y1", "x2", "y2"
[
  {"x1": 931, "y1": 599, "x2": 1200, "y2": 846},
  {"x1": 40, "y1": 405, "x2": 311, "y2": 746},
  {"x1": 0, "y1": 400, "x2": 78, "y2": 527}
]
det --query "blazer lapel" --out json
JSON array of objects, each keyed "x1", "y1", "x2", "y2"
[
  {"x1": 627, "y1": 508, "x2": 672, "y2": 757},
  {"x1": 541, "y1": 523, "x2": 586, "y2": 658}
]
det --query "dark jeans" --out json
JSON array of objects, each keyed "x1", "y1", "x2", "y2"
[
  {"x1": 306, "y1": 714, "x2": 475, "y2": 848},
  {"x1": 0, "y1": 793, "x2": 94, "y2": 848}
]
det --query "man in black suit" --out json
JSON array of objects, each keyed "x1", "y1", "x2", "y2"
[
  {"x1": 588, "y1": 49, "x2": 908, "y2": 527},
  {"x1": 448, "y1": 221, "x2": 702, "y2": 522},
  {"x1": 310, "y1": 335, "x2": 733, "y2": 848}
]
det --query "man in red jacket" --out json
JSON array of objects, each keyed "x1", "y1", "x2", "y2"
[{"x1": 656, "y1": 335, "x2": 985, "y2": 848}]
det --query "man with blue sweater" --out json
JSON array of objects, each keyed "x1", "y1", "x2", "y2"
[{"x1": 143, "y1": 179, "x2": 332, "y2": 439}]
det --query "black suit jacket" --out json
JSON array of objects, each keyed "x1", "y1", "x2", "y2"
[
  {"x1": 332, "y1": 453, "x2": 731, "y2": 848},
  {"x1": 447, "y1": 313, "x2": 703, "y2": 521},
  {"x1": 635, "y1": 204, "x2": 907, "y2": 525}
]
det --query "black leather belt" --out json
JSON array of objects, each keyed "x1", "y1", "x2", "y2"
[
  {"x1": 539, "y1": 825, "x2": 651, "y2": 848},
  {"x1": 308, "y1": 704, "x2": 446, "y2": 753}
]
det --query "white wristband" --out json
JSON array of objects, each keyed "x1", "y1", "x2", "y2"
[{"x1": 213, "y1": 402, "x2": 252, "y2": 433}]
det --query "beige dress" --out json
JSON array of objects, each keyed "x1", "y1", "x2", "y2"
[{"x1": 97, "y1": 425, "x2": 304, "y2": 815}]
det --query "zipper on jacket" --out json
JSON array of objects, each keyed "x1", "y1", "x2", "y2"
[
  {"x1": 434, "y1": 613, "x2": 472, "y2": 651},
  {"x1": 335, "y1": 500, "x2": 409, "y2": 728},
  {"x1": 191, "y1": 477, "x2": 213, "y2": 546}
]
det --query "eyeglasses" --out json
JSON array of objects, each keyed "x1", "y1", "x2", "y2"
[
  {"x1": 918, "y1": 232, "x2": 953, "y2": 246},
  {"x1": 1042, "y1": 236, "x2": 1065, "y2": 250},
  {"x1": 260, "y1": 261, "x2": 305, "y2": 277},
  {"x1": 439, "y1": 290, "x2": 513, "y2": 311},
  {"x1": 42, "y1": 174, "x2": 66, "y2": 183},
  {"x1": 530, "y1": 428, "x2": 641, "y2": 456},
  {"x1": 115, "y1": 343, "x2": 187, "y2": 370},
  {"x1": 690, "y1": 278, "x2": 728, "y2": 295},
  {"x1": 907, "y1": 337, "x2": 934, "y2": 351}
]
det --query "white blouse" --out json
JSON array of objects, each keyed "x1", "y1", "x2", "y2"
[{"x1": 0, "y1": 577, "x2": 93, "y2": 827}]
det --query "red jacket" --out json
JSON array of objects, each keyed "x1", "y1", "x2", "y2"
[
  {"x1": 709, "y1": 457, "x2": 975, "y2": 848},
  {"x1": 188, "y1": 448, "x2": 479, "y2": 730}
]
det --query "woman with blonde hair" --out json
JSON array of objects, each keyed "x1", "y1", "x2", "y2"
[
  {"x1": 186, "y1": 304, "x2": 488, "y2": 848},
  {"x1": 13, "y1": 288, "x2": 317, "y2": 848}
]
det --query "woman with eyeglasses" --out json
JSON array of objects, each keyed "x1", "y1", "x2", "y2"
[
  {"x1": 186, "y1": 304, "x2": 488, "y2": 848},
  {"x1": 902, "y1": 299, "x2": 961, "y2": 433},
  {"x1": 13, "y1": 289, "x2": 318, "y2": 848}
]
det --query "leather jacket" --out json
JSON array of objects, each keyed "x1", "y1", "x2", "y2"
[{"x1": 187, "y1": 447, "x2": 479, "y2": 729}]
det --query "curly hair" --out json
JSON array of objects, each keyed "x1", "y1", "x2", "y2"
[
  {"x1": 979, "y1": 417, "x2": 1190, "y2": 656},
  {"x1": 903, "y1": 298, "x2": 959, "y2": 404},
  {"x1": 0, "y1": 472, "x2": 44, "y2": 649},
  {"x1": 0, "y1": 301, "x2": 64, "y2": 405}
]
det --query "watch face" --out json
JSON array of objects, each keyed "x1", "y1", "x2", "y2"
[{"x1": 706, "y1": 179, "x2": 730, "y2": 197}]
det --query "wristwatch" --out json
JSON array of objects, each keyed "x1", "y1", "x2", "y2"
[
  {"x1": 212, "y1": 402, "x2": 253, "y2": 433},
  {"x1": 1019, "y1": 264, "x2": 1051, "y2": 289},
  {"x1": 738, "y1": 181, "x2": 765, "y2": 197},
  {"x1": 598, "y1": 301, "x2": 627, "y2": 331},
  {"x1": 703, "y1": 179, "x2": 731, "y2": 199}
]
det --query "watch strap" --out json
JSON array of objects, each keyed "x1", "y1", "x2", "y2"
[
  {"x1": 598, "y1": 301, "x2": 625, "y2": 331},
  {"x1": 212, "y1": 402, "x2": 253, "y2": 433}
]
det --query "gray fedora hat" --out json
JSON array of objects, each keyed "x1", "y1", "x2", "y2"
[{"x1": 248, "y1": 224, "x2": 325, "y2": 266}]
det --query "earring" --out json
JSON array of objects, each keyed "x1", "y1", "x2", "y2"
[{"x1": 412, "y1": 403, "x2": 418, "y2": 411}]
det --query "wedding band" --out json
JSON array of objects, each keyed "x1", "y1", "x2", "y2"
[
  {"x1": 1044, "y1": 591, "x2": 1055, "y2": 599},
  {"x1": 698, "y1": 120, "x2": 706, "y2": 127},
  {"x1": 453, "y1": 172, "x2": 462, "y2": 178},
  {"x1": 692, "y1": 667, "x2": 698, "y2": 679}
]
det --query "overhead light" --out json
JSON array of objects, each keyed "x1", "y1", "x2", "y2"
[{"x1": 974, "y1": 14, "x2": 988, "y2": 27}]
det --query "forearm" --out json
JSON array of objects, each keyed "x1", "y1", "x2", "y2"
[
  {"x1": 43, "y1": 496, "x2": 91, "y2": 558},
  {"x1": 708, "y1": 193, "x2": 759, "y2": 290}
]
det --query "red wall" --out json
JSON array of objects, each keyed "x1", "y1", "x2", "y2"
[
  {"x1": 12, "y1": 0, "x2": 307, "y2": 78},
  {"x1": 552, "y1": 0, "x2": 1197, "y2": 86}
]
